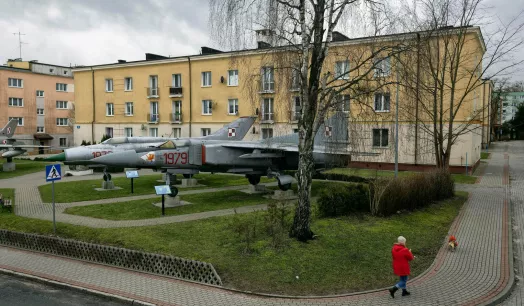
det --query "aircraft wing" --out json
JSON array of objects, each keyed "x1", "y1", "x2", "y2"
[{"x1": 221, "y1": 142, "x2": 379, "y2": 157}]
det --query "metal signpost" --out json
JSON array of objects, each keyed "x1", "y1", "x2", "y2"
[
  {"x1": 45, "y1": 164, "x2": 62, "y2": 234},
  {"x1": 155, "y1": 185, "x2": 172, "y2": 216},
  {"x1": 126, "y1": 170, "x2": 139, "y2": 193}
]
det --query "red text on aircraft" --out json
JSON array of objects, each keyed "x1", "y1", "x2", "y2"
[{"x1": 163, "y1": 152, "x2": 188, "y2": 165}]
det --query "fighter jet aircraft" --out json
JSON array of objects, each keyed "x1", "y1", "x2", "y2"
[
  {"x1": 0, "y1": 119, "x2": 50, "y2": 162},
  {"x1": 82, "y1": 112, "x2": 362, "y2": 192},
  {"x1": 45, "y1": 116, "x2": 257, "y2": 177}
]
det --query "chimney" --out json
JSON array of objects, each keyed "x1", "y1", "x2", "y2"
[
  {"x1": 118, "y1": 59, "x2": 127, "y2": 63},
  {"x1": 332, "y1": 31, "x2": 350, "y2": 42},
  {"x1": 256, "y1": 29, "x2": 276, "y2": 49}
]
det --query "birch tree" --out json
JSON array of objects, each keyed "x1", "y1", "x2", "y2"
[
  {"x1": 209, "y1": 0, "x2": 399, "y2": 241},
  {"x1": 398, "y1": 0, "x2": 524, "y2": 167}
]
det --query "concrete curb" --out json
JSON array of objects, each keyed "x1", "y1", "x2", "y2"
[{"x1": 0, "y1": 267, "x2": 155, "y2": 306}]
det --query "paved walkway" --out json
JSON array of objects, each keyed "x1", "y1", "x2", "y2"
[{"x1": 0, "y1": 141, "x2": 519, "y2": 305}]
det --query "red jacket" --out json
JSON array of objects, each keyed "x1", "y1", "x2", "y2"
[{"x1": 392, "y1": 244, "x2": 414, "y2": 276}]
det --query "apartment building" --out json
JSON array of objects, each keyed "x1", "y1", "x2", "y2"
[
  {"x1": 499, "y1": 92, "x2": 524, "y2": 123},
  {"x1": 72, "y1": 26, "x2": 491, "y2": 172},
  {"x1": 0, "y1": 60, "x2": 74, "y2": 152}
]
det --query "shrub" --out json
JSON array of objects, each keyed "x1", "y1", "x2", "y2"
[
  {"x1": 318, "y1": 183, "x2": 369, "y2": 218},
  {"x1": 370, "y1": 169, "x2": 455, "y2": 216},
  {"x1": 283, "y1": 170, "x2": 369, "y2": 184}
]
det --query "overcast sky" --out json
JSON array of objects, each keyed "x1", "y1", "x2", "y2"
[{"x1": 0, "y1": 0, "x2": 522, "y2": 79}]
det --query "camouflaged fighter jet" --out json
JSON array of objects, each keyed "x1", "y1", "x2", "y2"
[
  {"x1": 45, "y1": 116, "x2": 256, "y2": 178},
  {"x1": 83, "y1": 112, "x2": 357, "y2": 192},
  {"x1": 0, "y1": 119, "x2": 50, "y2": 161}
]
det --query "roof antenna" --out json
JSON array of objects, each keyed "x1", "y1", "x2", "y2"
[{"x1": 12, "y1": 31, "x2": 27, "y2": 60}]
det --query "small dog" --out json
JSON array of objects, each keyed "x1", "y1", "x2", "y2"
[{"x1": 448, "y1": 235, "x2": 458, "y2": 251}]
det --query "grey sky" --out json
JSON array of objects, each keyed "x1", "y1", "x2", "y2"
[{"x1": 0, "y1": 0, "x2": 522, "y2": 80}]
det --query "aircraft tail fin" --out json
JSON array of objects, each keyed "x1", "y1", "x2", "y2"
[
  {"x1": 204, "y1": 116, "x2": 256, "y2": 141},
  {"x1": 0, "y1": 119, "x2": 18, "y2": 138}
]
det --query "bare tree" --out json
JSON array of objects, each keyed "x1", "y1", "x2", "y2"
[
  {"x1": 398, "y1": 0, "x2": 524, "y2": 167},
  {"x1": 209, "y1": 0, "x2": 401, "y2": 241}
]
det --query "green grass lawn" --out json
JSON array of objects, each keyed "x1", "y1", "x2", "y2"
[
  {"x1": 64, "y1": 181, "x2": 350, "y2": 220},
  {"x1": 0, "y1": 191, "x2": 467, "y2": 295},
  {"x1": 326, "y1": 168, "x2": 477, "y2": 184},
  {"x1": 39, "y1": 173, "x2": 272, "y2": 203},
  {"x1": 64, "y1": 190, "x2": 272, "y2": 220},
  {"x1": 481, "y1": 152, "x2": 491, "y2": 159},
  {"x1": 0, "y1": 159, "x2": 53, "y2": 179}
]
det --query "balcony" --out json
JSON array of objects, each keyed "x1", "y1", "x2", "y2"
[
  {"x1": 261, "y1": 112, "x2": 274, "y2": 123},
  {"x1": 170, "y1": 112, "x2": 182, "y2": 124},
  {"x1": 147, "y1": 113, "x2": 160, "y2": 123},
  {"x1": 259, "y1": 82, "x2": 275, "y2": 94},
  {"x1": 147, "y1": 87, "x2": 159, "y2": 98},
  {"x1": 169, "y1": 87, "x2": 183, "y2": 97}
]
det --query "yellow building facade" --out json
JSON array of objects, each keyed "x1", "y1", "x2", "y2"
[{"x1": 73, "y1": 26, "x2": 491, "y2": 171}]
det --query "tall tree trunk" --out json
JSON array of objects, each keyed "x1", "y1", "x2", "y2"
[{"x1": 290, "y1": 142, "x2": 315, "y2": 241}]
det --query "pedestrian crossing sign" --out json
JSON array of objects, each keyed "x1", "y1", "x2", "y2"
[{"x1": 45, "y1": 164, "x2": 62, "y2": 182}]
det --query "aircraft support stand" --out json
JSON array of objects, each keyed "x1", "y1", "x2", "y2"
[{"x1": 3, "y1": 157, "x2": 15, "y2": 172}]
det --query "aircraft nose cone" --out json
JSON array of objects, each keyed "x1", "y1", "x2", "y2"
[{"x1": 44, "y1": 152, "x2": 65, "y2": 162}]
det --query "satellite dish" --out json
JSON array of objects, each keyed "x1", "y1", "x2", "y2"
[{"x1": 220, "y1": 76, "x2": 225, "y2": 83}]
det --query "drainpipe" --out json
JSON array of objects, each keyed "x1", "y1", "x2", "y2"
[
  {"x1": 482, "y1": 80, "x2": 486, "y2": 147},
  {"x1": 414, "y1": 33, "x2": 421, "y2": 165},
  {"x1": 187, "y1": 56, "x2": 192, "y2": 137},
  {"x1": 91, "y1": 67, "x2": 95, "y2": 143}
]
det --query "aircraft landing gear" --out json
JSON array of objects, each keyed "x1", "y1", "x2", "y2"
[
  {"x1": 165, "y1": 173, "x2": 179, "y2": 197},
  {"x1": 246, "y1": 174, "x2": 261, "y2": 185},
  {"x1": 102, "y1": 168, "x2": 112, "y2": 182},
  {"x1": 183, "y1": 174, "x2": 192, "y2": 179}
]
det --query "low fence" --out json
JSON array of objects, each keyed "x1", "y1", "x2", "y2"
[{"x1": 0, "y1": 230, "x2": 222, "y2": 286}]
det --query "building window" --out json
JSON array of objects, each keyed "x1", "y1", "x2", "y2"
[
  {"x1": 37, "y1": 126, "x2": 44, "y2": 133},
  {"x1": 372, "y1": 128, "x2": 389, "y2": 147},
  {"x1": 56, "y1": 101, "x2": 68, "y2": 109},
  {"x1": 125, "y1": 102, "x2": 134, "y2": 116},
  {"x1": 56, "y1": 83, "x2": 68, "y2": 92},
  {"x1": 56, "y1": 118, "x2": 68, "y2": 126},
  {"x1": 105, "y1": 127, "x2": 114, "y2": 138},
  {"x1": 106, "y1": 103, "x2": 114, "y2": 116},
  {"x1": 335, "y1": 60, "x2": 350, "y2": 80},
  {"x1": 149, "y1": 128, "x2": 158, "y2": 137},
  {"x1": 172, "y1": 74, "x2": 182, "y2": 88},
  {"x1": 124, "y1": 77, "x2": 133, "y2": 91},
  {"x1": 262, "y1": 128, "x2": 273, "y2": 139},
  {"x1": 124, "y1": 128, "x2": 133, "y2": 137},
  {"x1": 202, "y1": 71, "x2": 212, "y2": 87},
  {"x1": 36, "y1": 90, "x2": 44, "y2": 97},
  {"x1": 202, "y1": 100, "x2": 213, "y2": 115},
  {"x1": 150, "y1": 102, "x2": 159, "y2": 121},
  {"x1": 228, "y1": 99, "x2": 239, "y2": 115},
  {"x1": 228, "y1": 70, "x2": 238, "y2": 86},
  {"x1": 105, "y1": 79, "x2": 113, "y2": 92},
  {"x1": 374, "y1": 57, "x2": 391, "y2": 77},
  {"x1": 149, "y1": 76, "x2": 159, "y2": 96},
  {"x1": 262, "y1": 98, "x2": 274, "y2": 121},
  {"x1": 59, "y1": 138, "x2": 67, "y2": 147},
  {"x1": 172, "y1": 101, "x2": 182, "y2": 121},
  {"x1": 37, "y1": 108, "x2": 44, "y2": 115},
  {"x1": 292, "y1": 96, "x2": 301, "y2": 121},
  {"x1": 374, "y1": 92, "x2": 390, "y2": 112},
  {"x1": 201, "y1": 128, "x2": 211, "y2": 136},
  {"x1": 8, "y1": 117, "x2": 24, "y2": 126},
  {"x1": 8, "y1": 97, "x2": 23, "y2": 107},
  {"x1": 173, "y1": 128, "x2": 181, "y2": 138},
  {"x1": 8, "y1": 78, "x2": 23, "y2": 88},
  {"x1": 338, "y1": 94, "x2": 350, "y2": 112},
  {"x1": 291, "y1": 68, "x2": 300, "y2": 90},
  {"x1": 261, "y1": 67, "x2": 274, "y2": 92}
]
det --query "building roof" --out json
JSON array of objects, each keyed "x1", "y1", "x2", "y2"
[
  {"x1": 0, "y1": 64, "x2": 73, "y2": 79},
  {"x1": 73, "y1": 26, "x2": 485, "y2": 72}
]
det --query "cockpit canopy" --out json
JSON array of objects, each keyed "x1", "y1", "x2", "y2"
[{"x1": 101, "y1": 137, "x2": 129, "y2": 145}]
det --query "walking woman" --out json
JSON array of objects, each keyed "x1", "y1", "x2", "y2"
[{"x1": 389, "y1": 236, "x2": 414, "y2": 298}]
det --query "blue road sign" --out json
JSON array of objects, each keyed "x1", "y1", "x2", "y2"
[
  {"x1": 155, "y1": 185, "x2": 172, "y2": 195},
  {"x1": 45, "y1": 164, "x2": 62, "y2": 182}
]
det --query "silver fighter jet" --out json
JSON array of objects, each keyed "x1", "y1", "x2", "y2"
[{"x1": 0, "y1": 119, "x2": 50, "y2": 161}]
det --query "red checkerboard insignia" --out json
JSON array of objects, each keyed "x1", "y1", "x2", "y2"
[
  {"x1": 6, "y1": 127, "x2": 11, "y2": 134},
  {"x1": 228, "y1": 128, "x2": 236, "y2": 138},
  {"x1": 325, "y1": 126, "x2": 332, "y2": 137}
]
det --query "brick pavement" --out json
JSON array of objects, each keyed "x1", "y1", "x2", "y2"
[{"x1": 0, "y1": 141, "x2": 518, "y2": 305}]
